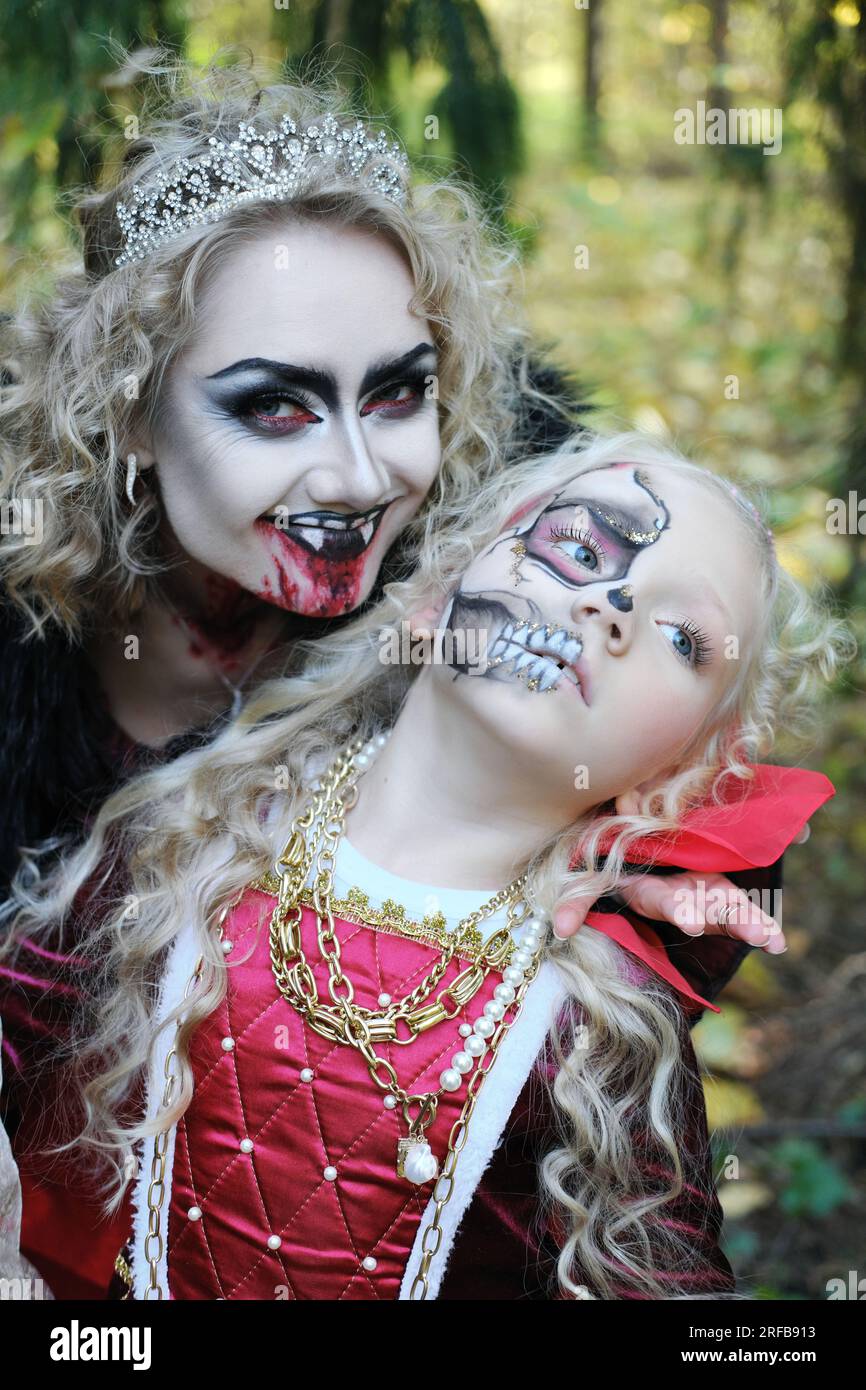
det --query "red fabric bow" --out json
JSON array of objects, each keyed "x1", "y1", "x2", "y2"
[{"x1": 575, "y1": 764, "x2": 835, "y2": 1014}]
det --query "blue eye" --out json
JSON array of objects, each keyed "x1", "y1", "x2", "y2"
[
  {"x1": 657, "y1": 620, "x2": 713, "y2": 668},
  {"x1": 561, "y1": 541, "x2": 598, "y2": 569},
  {"x1": 663, "y1": 624, "x2": 693, "y2": 659},
  {"x1": 546, "y1": 525, "x2": 604, "y2": 571}
]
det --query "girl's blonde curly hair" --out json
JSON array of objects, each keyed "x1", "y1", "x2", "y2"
[
  {"x1": 0, "y1": 44, "x2": 578, "y2": 640},
  {"x1": 1, "y1": 429, "x2": 855, "y2": 1300}
]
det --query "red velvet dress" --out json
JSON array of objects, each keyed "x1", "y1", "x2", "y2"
[
  {"x1": 126, "y1": 867, "x2": 724, "y2": 1300},
  {"x1": 2, "y1": 761, "x2": 833, "y2": 1298}
]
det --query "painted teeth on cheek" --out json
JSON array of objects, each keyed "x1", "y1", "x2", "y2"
[
  {"x1": 489, "y1": 616, "x2": 584, "y2": 694},
  {"x1": 534, "y1": 660, "x2": 560, "y2": 691},
  {"x1": 490, "y1": 643, "x2": 534, "y2": 670},
  {"x1": 522, "y1": 654, "x2": 559, "y2": 692}
]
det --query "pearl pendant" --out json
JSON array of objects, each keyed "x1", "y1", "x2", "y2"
[{"x1": 397, "y1": 1137, "x2": 439, "y2": 1184}]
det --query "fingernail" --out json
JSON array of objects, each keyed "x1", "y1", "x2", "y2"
[
  {"x1": 766, "y1": 938, "x2": 787, "y2": 954},
  {"x1": 552, "y1": 925, "x2": 569, "y2": 940}
]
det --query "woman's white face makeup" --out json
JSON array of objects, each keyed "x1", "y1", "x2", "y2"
[
  {"x1": 140, "y1": 221, "x2": 442, "y2": 618},
  {"x1": 431, "y1": 462, "x2": 760, "y2": 809}
]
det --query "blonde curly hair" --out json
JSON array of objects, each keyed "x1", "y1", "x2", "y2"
[
  {"x1": 0, "y1": 44, "x2": 577, "y2": 640},
  {"x1": 1, "y1": 429, "x2": 854, "y2": 1299}
]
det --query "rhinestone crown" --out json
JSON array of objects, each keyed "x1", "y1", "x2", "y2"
[{"x1": 114, "y1": 112, "x2": 410, "y2": 268}]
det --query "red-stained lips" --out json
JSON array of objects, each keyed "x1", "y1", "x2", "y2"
[{"x1": 259, "y1": 501, "x2": 391, "y2": 560}]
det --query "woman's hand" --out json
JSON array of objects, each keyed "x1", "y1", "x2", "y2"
[{"x1": 553, "y1": 821, "x2": 811, "y2": 951}]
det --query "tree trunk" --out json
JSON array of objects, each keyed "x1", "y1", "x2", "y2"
[
  {"x1": 324, "y1": 0, "x2": 351, "y2": 47},
  {"x1": 708, "y1": 0, "x2": 730, "y2": 113},
  {"x1": 581, "y1": 0, "x2": 603, "y2": 164}
]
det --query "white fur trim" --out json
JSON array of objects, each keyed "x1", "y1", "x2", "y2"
[
  {"x1": 129, "y1": 914, "x2": 199, "y2": 1300},
  {"x1": 128, "y1": 837, "x2": 237, "y2": 1300},
  {"x1": 398, "y1": 960, "x2": 567, "y2": 1300}
]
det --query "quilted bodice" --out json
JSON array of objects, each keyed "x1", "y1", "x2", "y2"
[{"x1": 164, "y1": 880, "x2": 544, "y2": 1299}]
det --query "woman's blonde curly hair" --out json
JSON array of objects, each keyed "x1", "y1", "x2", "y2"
[
  {"x1": 0, "y1": 44, "x2": 578, "y2": 640},
  {"x1": 1, "y1": 429, "x2": 855, "y2": 1299}
]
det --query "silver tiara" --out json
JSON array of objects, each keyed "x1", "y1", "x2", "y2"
[{"x1": 114, "y1": 112, "x2": 410, "y2": 268}]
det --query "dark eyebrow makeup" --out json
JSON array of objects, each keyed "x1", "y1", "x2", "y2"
[{"x1": 204, "y1": 342, "x2": 438, "y2": 410}]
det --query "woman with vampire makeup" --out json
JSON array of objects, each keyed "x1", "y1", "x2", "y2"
[
  {"x1": 0, "y1": 52, "x2": 803, "y2": 1296},
  {"x1": 0, "y1": 429, "x2": 848, "y2": 1301}
]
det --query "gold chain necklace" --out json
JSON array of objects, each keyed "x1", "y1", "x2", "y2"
[
  {"x1": 268, "y1": 734, "x2": 545, "y2": 1188},
  {"x1": 135, "y1": 734, "x2": 550, "y2": 1299}
]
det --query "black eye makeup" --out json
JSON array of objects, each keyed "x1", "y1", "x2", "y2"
[
  {"x1": 359, "y1": 364, "x2": 431, "y2": 419},
  {"x1": 516, "y1": 468, "x2": 669, "y2": 589},
  {"x1": 223, "y1": 372, "x2": 430, "y2": 436},
  {"x1": 211, "y1": 370, "x2": 430, "y2": 437},
  {"x1": 227, "y1": 385, "x2": 320, "y2": 434},
  {"x1": 203, "y1": 343, "x2": 437, "y2": 438}
]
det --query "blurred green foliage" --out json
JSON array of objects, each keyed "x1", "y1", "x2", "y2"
[{"x1": 772, "y1": 1138, "x2": 852, "y2": 1216}]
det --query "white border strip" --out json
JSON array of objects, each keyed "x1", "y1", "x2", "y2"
[
  {"x1": 399, "y1": 960, "x2": 567, "y2": 1300},
  {"x1": 129, "y1": 914, "x2": 199, "y2": 1300}
]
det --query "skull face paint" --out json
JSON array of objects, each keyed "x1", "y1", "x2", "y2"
[
  {"x1": 518, "y1": 467, "x2": 671, "y2": 590},
  {"x1": 442, "y1": 468, "x2": 671, "y2": 702},
  {"x1": 426, "y1": 461, "x2": 760, "y2": 812},
  {"x1": 445, "y1": 590, "x2": 589, "y2": 700}
]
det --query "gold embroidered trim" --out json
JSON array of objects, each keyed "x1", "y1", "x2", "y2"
[{"x1": 249, "y1": 873, "x2": 514, "y2": 966}]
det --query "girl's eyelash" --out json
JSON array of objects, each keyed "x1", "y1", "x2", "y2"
[
  {"x1": 546, "y1": 524, "x2": 607, "y2": 563},
  {"x1": 662, "y1": 616, "x2": 714, "y2": 668}
]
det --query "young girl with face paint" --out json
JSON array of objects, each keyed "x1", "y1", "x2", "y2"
[{"x1": 0, "y1": 429, "x2": 848, "y2": 1300}]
